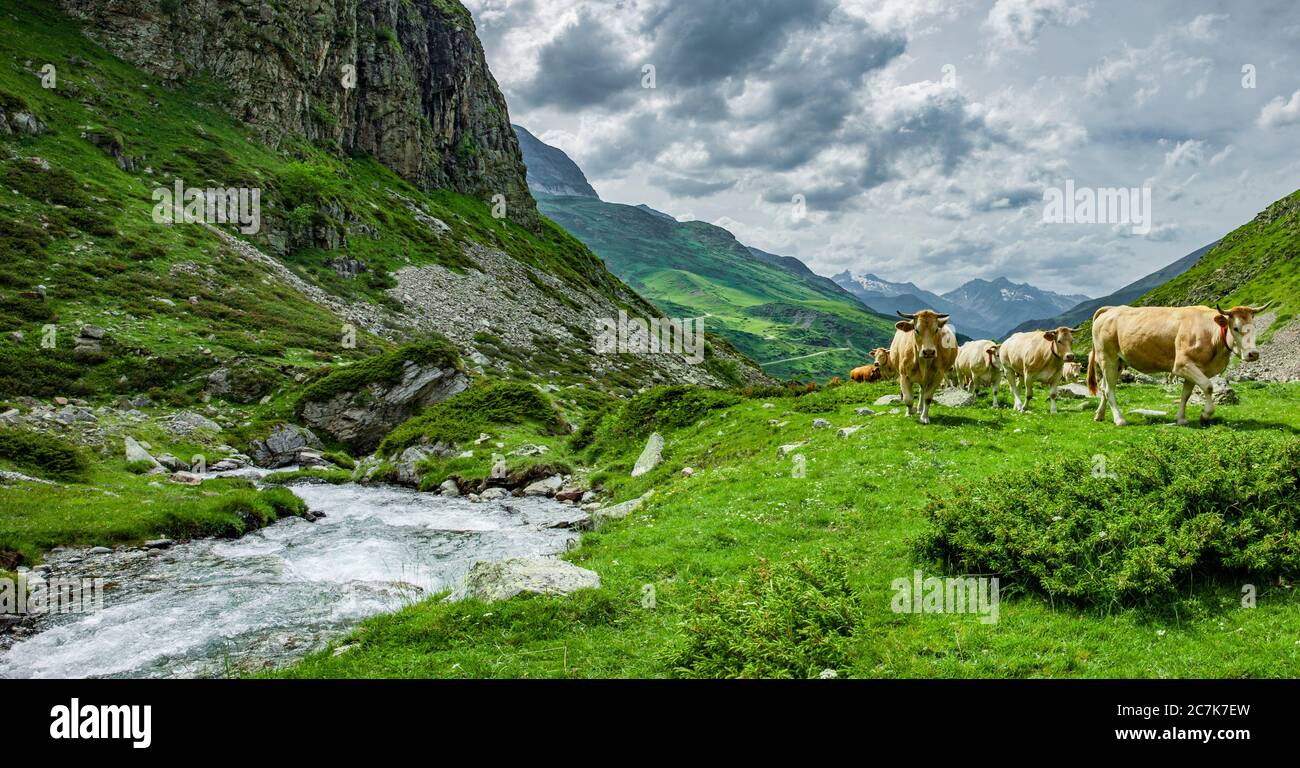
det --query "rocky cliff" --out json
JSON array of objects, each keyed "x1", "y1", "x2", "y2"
[{"x1": 55, "y1": 0, "x2": 536, "y2": 228}]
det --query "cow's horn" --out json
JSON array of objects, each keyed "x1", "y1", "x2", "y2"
[
  {"x1": 936, "y1": 313, "x2": 950, "y2": 321},
  {"x1": 1070, "y1": 324, "x2": 1084, "y2": 333},
  {"x1": 896, "y1": 310, "x2": 917, "y2": 320},
  {"x1": 1249, "y1": 300, "x2": 1274, "y2": 313}
]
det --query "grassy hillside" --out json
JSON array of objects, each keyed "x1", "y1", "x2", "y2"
[
  {"x1": 536, "y1": 194, "x2": 896, "y2": 381},
  {"x1": 275, "y1": 379, "x2": 1300, "y2": 678},
  {"x1": 1136, "y1": 191, "x2": 1298, "y2": 333}
]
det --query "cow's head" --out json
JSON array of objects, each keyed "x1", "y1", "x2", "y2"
[
  {"x1": 870, "y1": 347, "x2": 890, "y2": 366},
  {"x1": 1215, "y1": 302, "x2": 1272, "y2": 362},
  {"x1": 897, "y1": 310, "x2": 950, "y2": 359},
  {"x1": 1043, "y1": 326, "x2": 1081, "y2": 363}
]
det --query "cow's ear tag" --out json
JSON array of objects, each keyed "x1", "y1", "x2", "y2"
[
  {"x1": 895, "y1": 321, "x2": 914, "y2": 332},
  {"x1": 1213, "y1": 315, "x2": 1228, "y2": 328}
]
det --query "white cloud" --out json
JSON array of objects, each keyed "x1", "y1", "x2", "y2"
[
  {"x1": 983, "y1": 0, "x2": 1090, "y2": 52},
  {"x1": 1258, "y1": 90, "x2": 1300, "y2": 128}
]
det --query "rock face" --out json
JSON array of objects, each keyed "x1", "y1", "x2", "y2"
[
  {"x1": 631, "y1": 433, "x2": 665, "y2": 478},
  {"x1": 56, "y1": 0, "x2": 538, "y2": 229},
  {"x1": 456, "y1": 558, "x2": 600, "y2": 602},
  {"x1": 123, "y1": 436, "x2": 161, "y2": 470},
  {"x1": 300, "y1": 363, "x2": 470, "y2": 452}
]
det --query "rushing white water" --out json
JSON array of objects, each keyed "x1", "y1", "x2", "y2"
[{"x1": 0, "y1": 479, "x2": 580, "y2": 679}]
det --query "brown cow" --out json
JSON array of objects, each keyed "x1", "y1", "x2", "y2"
[
  {"x1": 998, "y1": 326, "x2": 1080, "y2": 413},
  {"x1": 870, "y1": 347, "x2": 896, "y2": 379},
  {"x1": 1061, "y1": 361, "x2": 1082, "y2": 382},
  {"x1": 889, "y1": 310, "x2": 958, "y2": 425},
  {"x1": 954, "y1": 340, "x2": 1002, "y2": 406},
  {"x1": 849, "y1": 364, "x2": 880, "y2": 383},
  {"x1": 1087, "y1": 302, "x2": 1271, "y2": 426}
]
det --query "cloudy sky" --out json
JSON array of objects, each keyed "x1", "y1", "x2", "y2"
[{"x1": 464, "y1": 0, "x2": 1300, "y2": 296}]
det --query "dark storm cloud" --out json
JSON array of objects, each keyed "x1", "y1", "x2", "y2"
[
  {"x1": 640, "y1": 0, "x2": 837, "y2": 88},
  {"x1": 519, "y1": 11, "x2": 639, "y2": 110}
]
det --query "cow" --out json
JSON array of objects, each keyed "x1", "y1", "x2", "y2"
[
  {"x1": 998, "y1": 326, "x2": 1080, "y2": 413},
  {"x1": 870, "y1": 347, "x2": 896, "y2": 379},
  {"x1": 1062, "y1": 361, "x2": 1082, "y2": 382},
  {"x1": 889, "y1": 309, "x2": 958, "y2": 425},
  {"x1": 954, "y1": 340, "x2": 1002, "y2": 406},
  {"x1": 1087, "y1": 302, "x2": 1271, "y2": 426},
  {"x1": 849, "y1": 364, "x2": 880, "y2": 383}
]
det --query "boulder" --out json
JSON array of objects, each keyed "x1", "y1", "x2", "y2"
[
  {"x1": 156, "y1": 454, "x2": 189, "y2": 472},
  {"x1": 523, "y1": 474, "x2": 563, "y2": 497},
  {"x1": 1190, "y1": 376, "x2": 1239, "y2": 405},
  {"x1": 854, "y1": 407, "x2": 877, "y2": 416},
  {"x1": 589, "y1": 489, "x2": 655, "y2": 530},
  {"x1": 249, "y1": 424, "x2": 324, "y2": 468},
  {"x1": 934, "y1": 388, "x2": 977, "y2": 408},
  {"x1": 811, "y1": 418, "x2": 832, "y2": 429},
  {"x1": 123, "y1": 436, "x2": 161, "y2": 470},
  {"x1": 837, "y1": 426, "x2": 862, "y2": 438},
  {"x1": 479, "y1": 487, "x2": 509, "y2": 502},
  {"x1": 169, "y1": 472, "x2": 204, "y2": 485},
  {"x1": 631, "y1": 432, "x2": 664, "y2": 477},
  {"x1": 455, "y1": 558, "x2": 601, "y2": 602},
  {"x1": 874, "y1": 394, "x2": 902, "y2": 405},
  {"x1": 438, "y1": 478, "x2": 461, "y2": 497},
  {"x1": 299, "y1": 361, "x2": 470, "y2": 452},
  {"x1": 165, "y1": 411, "x2": 223, "y2": 435},
  {"x1": 395, "y1": 445, "x2": 433, "y2": 486},
  {"x1": 555, "y1": 487, "x2": 584, "y2": 502}
]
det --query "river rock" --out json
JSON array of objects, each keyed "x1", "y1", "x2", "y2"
[
  {"x1": 456, "y1": 558, "x2": 601, "y2": 602},
  {"x1": 156, "y1": 454, "x2": 189, "y2": 472},
  {"x1": 395, "y1": 445, "x2": 434, "y2": 486},
  {"x1": 438, "y1": 478, "x2": 460, "y2": 497},
  {"x1": 555, "y1": 486, "x2": 583, "y2": 502},
  {"x1": 523, "y1": 474, "x2": 563, "y2": 497},
  {"x1": 249, "y1": 424, "x2": 324, "y2": 468},
  {"x1": 144, "y1": 539, "x2": 174, "y2": 549},
  {"x1": 479, "y1": 487, "x2": 509, "y2": 501},
  {"x1": 89, "y1": 547, "x2": 112, "y2": 555},
  {"x1": 169, "y1": 471, "x2": 204, "y2": 485},
  {"x1": 631, "y1": 432, "x2": 664, "y2": 477},
  {"x1": 589, "y1": 489, "x2": 654, "y2": 530}
]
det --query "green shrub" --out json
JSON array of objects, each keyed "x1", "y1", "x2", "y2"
[
  {"x1": 0, "y1": 428, "x2": 89, "y2": 480},
  {"x1": 585, "y1": 385, "x2": 739, "y2": 458},
  {"x1": 379, "y1": 381, "x2": 569, "y2": 456},
  {"x1": 125, "y1": 459, "x2": 156, "y2": 475},
  {"x1": 915, "y1": 432, "x2": 1300, "y2": 606},
  {"x1": 664, "y1": 551, "x2": 864, "y2": 679}
]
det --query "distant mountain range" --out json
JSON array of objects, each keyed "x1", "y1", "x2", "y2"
[
  {"x1": 831, "y1": 272, "x2": 1086, "y2": 339},
  {"x1": 1006, "y1": 241, "x2": 1218, "y2": 336},
  {"x1": 514, "y1": 126, "x2": 897, "y2": 381}
]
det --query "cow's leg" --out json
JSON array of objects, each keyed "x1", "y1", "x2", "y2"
[
  {"x1": 990, "y1": 373, "x2": 1000, "y2": 408},
  {"x1": 1173, "y1": 360, "x2": 1215, "y2": 424},
  {"x1": 899, "y1": 375, "x2": 914, "y2": 416},
  {"x1": 1048, "y1": 379, "x2": 1059, "y2": 414},
  {"x1": 1176, "y1": 379, "x2": 1195, "y2": 426},
  {"x1": 919, "y1": 380, "x2": 935, "y2": 425},
  {"x1": 1102, "y1": 356, "x2": 1126, "y2": 426},
  {"x1": 1021, "y1": 372, "x2": 1033, "y2": 412}
]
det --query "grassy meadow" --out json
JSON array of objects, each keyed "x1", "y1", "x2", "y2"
[{"x1": 271, "y1": 378, "x2": 1300, "y2": 678}]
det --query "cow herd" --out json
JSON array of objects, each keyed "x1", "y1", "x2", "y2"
[{"x1": 860, "y1": 302, "x2": 1273, "y2": 426}]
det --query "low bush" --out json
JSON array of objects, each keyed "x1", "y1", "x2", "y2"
[
  {"x1": 915, "y1": 431, "x2": 1300, "y2": 606},
  {"x1": 379, "y1": 381, "x2": 568, "y2": 455},
  {"x1": 0, "y1": 428, "x2": 89, "y2": 480},
  {"x1": 664, "y1": 551, "x2": 864, "y2": 679}
]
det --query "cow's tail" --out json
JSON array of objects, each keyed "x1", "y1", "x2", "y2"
[{"x1": 1087, "y1": 348, "x2": 1098, "y2": 396}]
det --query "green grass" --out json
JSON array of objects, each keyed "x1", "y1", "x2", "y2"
[
  {"x1": 0, "y1": 470, "x2": 308, "y2": 567},
  {"x1": 378, "y1": 380, "x2": 569, "y2": 456},
  {"x1": 270, "y1": 379, "x2": 1300, "y2": 678}
]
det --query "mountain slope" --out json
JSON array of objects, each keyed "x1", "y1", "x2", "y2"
[
  {"x1": 940, "y1": 278, "x2": 1088, "y2": 337},
  {"x1": 1007, "y1": 240, "x2": 1217, "y2": 336},
  {"x1": 512, "y1": 124, "x2": 598, "y2": 198},
  {"x1": 514, "y1": 128, "x2": 895, "y2": 381},
  {"x1": 0, "y1": 0, "x2": 762, "y2": 408},
  {"x1": 832, "y1": 272, "x2": 998, "y2": 339}
]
